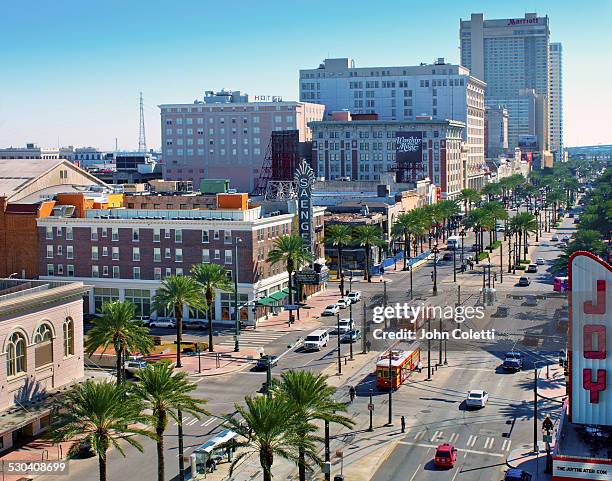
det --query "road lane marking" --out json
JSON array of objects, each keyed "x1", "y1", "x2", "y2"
[
  {"x1": 484, "y1": 437, "x2": 495, "y2": 449},
  {"x1": 430, "y1": 431, "x2": 442, "y2": 443},
  {"x1": 449, "y1": 432, "x2": 459, "y2": 444},
  {"x1": 187, "y1": 417, "x2": 199, "y2": 426},
  {"x1": 408, "y1": 464, "x2": 421, "y2": 481},
  {"x1": 414, "y1": 430, "x2": 426, "y2": 441},
  {"x1": 398, "y1": 441, "x2": 504, "y2": 458},
  {"x1": 467, "y1": 434, "x2": 477, "y2": 447},
  {"x1": 502, "y1": 439, "x2": 512, "y2": 452},
  {"x1": 200, "y1": 417, "x2": 215, "y2": 427},
  {"x1": 451, "y1": 465, "x2": 462, "y2": 481}
]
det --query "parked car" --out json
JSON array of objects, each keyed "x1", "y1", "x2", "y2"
[
  {"x1": 347, "y1": 291, "x2": 361, "y2": 303},
  {"x1": 434, "y1": 443, "x2": 458, "y2": 468},
  {"x1": 149, "y1": 318, "x2": 176, "y2": 328},
  {"x1": 303, "y1": 329, "x2": 329, "y2": 351},
  {"x1": 517, "y1": 276, "x2": 531, "y2": 287},
  {"x1": 557, "y1": 242, "x2": 567, "y2": 249},
  {"x1": 536, "y1": 258, "x2": 546, "y2": 265},
  {"x1": 183, "y1": 319, "x2": 207, "y2": 330},
  {"x1": 465, "y1": 390, "x2": 489, "y2": 408},
  {"x1": 551, "y1": 235, "x2": 559, "y2": 242},
  {"x1": 341, "y1": 329, "x2": 361, "y2": 343},
  {"x1": 336, "y1": 297, "x2": 351, "y2": 309},
  {"x1": 124, "y1": 359, "x2": 147, "y2": 375},
  {"x1": 526, "y1": 264, "x2": 538, "y2": 273},
  {"x1": 504, "y1": 468, "x2": 533, "y2": 481},
  {"x1": 470, "y1": 244, "x2": 479, "y2": 252},
  {"x1": 442, "y1": 252, "x2": 453, "y2": 261},
  {"x1": 322, "y1": 304, "x2": 340, "y2": 316},
  {"x1": 336, "y1": 318, "x2": 355, "y2": 334},
  {"x1": 255, "y1": 355, "x2": 278, "y2": 371},
  {"x1": 562, "y1": 236, "x2": 570, "y2": 243},
  {"x1": 503, "y1": 351, "x2": 523, "y2": 371}
]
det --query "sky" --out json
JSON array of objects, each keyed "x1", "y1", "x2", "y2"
[{"x1": 1, "y1": 0, "x2": 611, "y2": 151}]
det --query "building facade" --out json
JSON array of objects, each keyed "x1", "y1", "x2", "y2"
[
  {"x1": 159, "y1": 90, "x2": 324, "y2": 193},
  {"x1": 460, "y1": 13, "x2": 551, "y2": 153},
  {"x1": 37, "y1": 199, "x2": 326, "y2": 325},
  {"x1": 299, "y1": 58, "x2": 486, "y2": 189},
  {"x1": 549, "y1": 42, "x2": 563, "y2": 161},
  {"x1": 309, "y1": 119, "x2": 465, "y2": 199},
  {"x1": 0, "y1": 279, "x2": 87, "y2": 452},
  {"x1": 485, "y1": 105, "x2": 508, "y2": 159},
  {"x1": 0, "y1": 144, "x2": 75, "y2": 161}
]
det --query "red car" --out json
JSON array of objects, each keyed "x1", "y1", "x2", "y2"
[{"x1": 434, "y1": 443, "x2": 458, "y2": 468}]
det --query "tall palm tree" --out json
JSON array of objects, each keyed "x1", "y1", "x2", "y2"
[
  {"x1": 153, "y1": 275, "x2": 205, "y2": 367},
  {"x1": 393, "y1": 212, "x2": 416, "y2": 270},
  {"x1": 271, "y1": 370, "x2": 354, "y2": 481},
  {"x1": 459, "y1": 188, "x2": 481, "y2": 214},
  {"x1": 481, "y1": 201, "x2": 508, "y2": 243},
  {"x1": 85, "y1": 300, "x2": 153, "y2": 384},
  {"x1": 352, "y1": 225, "x2": 382, "y2": 282},
  {"x1": 481, "y1": 182, "x2": 502, "y2": 202},
  {"x1": 191, "y1": 263, "x2": 234, "y2": 352},
  {"x1": 436, "y1": 200, "x2": 461, "y2": 240},
  {"x1": 50, "y1": 380, "x2": 153, "y2": 481},
  {"x1": 222, "y1": 395, "x2": 320, "y2": 481},
  {"x1": 267, "y1": 235, "x2": 314, "y2": 323},
  {"x1": 325, "y1": 224, "x2": 353, "y2": 294},
  {"x1": 132, "y1": 361, "x2": 208, "y2": 481},
  {"x1": 463, "y1": 208, "x2": 487, "y2": 260},
  {"x1": 511, "y1": 212, "x2": 538, "y2": 261}
]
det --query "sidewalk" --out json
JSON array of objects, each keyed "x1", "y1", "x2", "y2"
[
  {"x1": 0, "y1": 439, "x2": 75, "y2": 481},
  {"x1": 506, "y1": 441, "x2": 553, "y2": 480}
]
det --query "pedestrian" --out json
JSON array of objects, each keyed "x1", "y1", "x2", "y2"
[
  {"x1": 401, "y1": 415, "x2": 406, "y2": 433},
  {"x1": 349, "y1": 385, "x2": 356, "y2": 403},
  {"x1": 417, "y1": 361, "x2": 423, "y2": 373},
  {"x1": 366, "y1": 339, "x2": 371, "y2": 353}
]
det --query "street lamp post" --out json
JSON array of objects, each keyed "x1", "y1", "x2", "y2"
[
  {"x1": 337, "y1": 313, "x2": 342, "y2": 375},
  {"x1": 178, "y1": 409, "x2": 185, "y2": 481},
  {"x1": 432, "y1": 245, "x2": 439, "y2": 296},
  {"x1": 507, "y1": 233, "x2": 512, "y2": 273},
  {"x1": 387, "y1": 348, "x2": 393, "y2": 425},
  {"x1": 368, "y1": 389, "x2": 374, "y2": 432},
  {"x1": 349, "y1": 300, "x2": 354, "y2": 360},
  {"x1": 427, "y1": 313, "x2": 432, "y2": 381},
  {"x1": 500, "y1": 241, "x2": 503, "y2": 284},
  {"x1": 535, "y1": 210, "x2": 539, "y2": 242},
  {"x1": 453, "y1": 244, "x2": 457, "y2": 283},
  {"x1": 438, "y1": 316, "x2": 443, "y2": 366},
  {"x1": 324, "y1": 420, "x2": 331, "y2": 481},
  {"x1": 234, "y1": 237, "x2": 242, "y2": 352},
  {"x1": 534, "y1": 361, "x2": 543, "y2": 454},
  {"x1": 460, "y1": 229, "x2": 466, "y2": 266},
  {"x1": 409, "y1": 265, "x2": 413, "y2": 300}
]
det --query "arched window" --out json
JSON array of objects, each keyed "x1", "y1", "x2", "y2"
[
  {"x1": 63, "y1": 318, "x2": 74, "y2": 357},
  {"x1": 33, "y1": 323, "x2": 53, "y2": 368},
  {"x1": 6, "y1": 332, "x2": 27, "y2": 376}
]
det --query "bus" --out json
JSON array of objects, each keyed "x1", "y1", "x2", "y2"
[
  {"x1": 446, "y1": 236, "x2": 460, "y2": 250},
  {"x1": 553, "y1": 276, "x2": 568, "y2": 292},
  {"x1": 376, "y1": 342, "x2": 421, "y2": 390}
]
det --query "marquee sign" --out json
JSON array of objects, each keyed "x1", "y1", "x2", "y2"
[
  {"x1": 553, "y1": 459, "x2": 611, "y2": 480},
  {"x1": 395, "y1": 131, "x2": 423, "y2": 183},
  {"x1": 569, "y1": 251, "x2": 612, "y2": 425},
  {"x1": 294, "y1": 160, "x2": 315, "y2": 251}
]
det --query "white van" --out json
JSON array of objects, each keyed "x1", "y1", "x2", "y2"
[
  {"x1": 337, "y1": 319, "x2": 355, "y2": 334},
  {"x1": 303, "y1": 329, "x2": 330, "y2": 351},
  {"x1": 447, "y1": 236, "x2": 460, "y2": 250}
]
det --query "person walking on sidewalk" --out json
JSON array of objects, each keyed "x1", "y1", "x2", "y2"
[
  {"x1": 349, "y1": 385, "x2": 356, "y2": 403},
  {"x1": 401, "y1": 415, "x2": 406, "y2": 433}
]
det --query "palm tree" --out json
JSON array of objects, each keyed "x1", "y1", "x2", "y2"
[
  {"x1": 393, "y1": 212, "x2": 416, "y2": 270},
  {"x1": 481, "y1": 182, "x2": 502, "y2": 202},
  {"x1": 271, "y1": 370, "x2": 354, "y2": 481},
  {"x1": 352, "y1": 225, "x2": 382, "y2": 282},
  {"x1": 481, "y1": 201, "x2": 508, "y2": 243},
  {"x1": 132, "y1": 361, "x2": 208, "y2": 481},
  {"x1": 511, "y1": 212, "x2": 538, "y2": 261},
  {"x1": 50, "y1": 380, "x2": 153, "y2": 481},
  {"x1": 85, "y1": 300, "x2": 153, "y2": 384},
  {"x1": 325, "y1": 224, "x2": 353, "y2": 293},
  {"x1": 436, "y1": 200, "x2": 461, "y2": 240},
  {"x1": 463, "y1": 208, "x2": 487, "y2": 261},
  {"x1": 459, "y1": 188, "x2": 481, "y2": 214},
  {"x1": 190, "y1": 263, "x2": 234, "y2": 352},
  {"x1": 153, "y1": 275, "x2": 205, "y2": 367},
  {"x1": 222, "y1": 395, "x2": 320, "y2": 481},
  {"x1": 267, "y1": 235, "x2": 314, "y2": 323}
]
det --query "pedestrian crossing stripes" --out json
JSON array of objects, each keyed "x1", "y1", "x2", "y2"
[
  {"x1": 407, "y1": 430, "x2": 510, "y2": 453},
  {"x1": 483, "y1": 437, "x2": 495, "y2": 449},
  {"x1": 430, "y1": 431, "x2": 443, "y2": 443},
  {"x1": 216, "y1": 330, "x2": 286, "y2": 348},
  {"x1": 414, "y1": 430, "x2": 427, "y2": 441},
  {"x1": 173, "y1": 415, "x2": 218, "y2": 428},
  {"x1": 466, "y1": 434, "x2": 477, "y2": 447},
  {"x1": 501, "y1": 439, "x2": 512, "y2": 452},
  {"x1": 448, "y1": 432, "x2": 459, "y2": 444}
]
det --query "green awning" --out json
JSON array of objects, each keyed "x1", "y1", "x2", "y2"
[
  {"x1": 269, "y1": 291, "x2": 288, "y2": 301},
  {"x1": 257, "y1": 296, "x2": 277, "y2": 306},
  {"x1": 280, "y1": 287, "x2": 298, "y2": 296}
]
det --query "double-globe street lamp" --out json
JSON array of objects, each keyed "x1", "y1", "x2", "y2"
[{"x1": 431, "y1": 244, "x2": 440, "y2": 296}]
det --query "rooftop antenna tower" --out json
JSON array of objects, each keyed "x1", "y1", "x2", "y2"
[{"x1": 138, "y1": 92, "x2": 147, "y2": 152}]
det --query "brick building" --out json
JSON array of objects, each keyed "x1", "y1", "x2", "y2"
[{"x1": 37, "y1": 194, "x2": 326, "y2": 326}]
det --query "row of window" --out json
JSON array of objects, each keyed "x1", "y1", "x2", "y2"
[
  {"x1": 164, "y1": 115, "x2": 262, "y2": 124},
  {"x1": 6, "y1": 319, "x2": 74, "y2": 378}
]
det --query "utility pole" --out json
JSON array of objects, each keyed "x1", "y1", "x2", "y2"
[
  {"x1": 349, "y1": 300, "x2": 354, "y2": 360},
  {"x1": 324, "y1": 420, "x2": 330, "y2": 481},
  {"x1": 337, "y1": 313, "x2": 342, "y2": 375},
  {"x1": 178, "y1": 409, "x2": 185, "y2": 481},
  {"x1": 432, "y1": 245, "x2": 439, "y2": 296},
  {"x1": 507, "y1": 234, "x2": 512, "y2": 273},
  {"x1": 387, "y1": 348, "x2": 393, "y2": 425},
  {"x1": 234, "y1": 237, "x2": 242, "y2": 352},
  {"x1": 500, "y1": 242, "x2": 503, "y2": 283},
  {"x1": 438, "y1": 316, "x2": 443, "y2": 366},
  {"x1": 362, "y1": 301, "x2": 367, "y2": 354},
  {"x1": 409, "y1": 265, "x2": 413, "y2": 300},
  {"x1": 534, "y1": 365, "x2": 539, "y2": 453},
  {"x1": 453, "y1": 245, "x2": 456, "y2": 283},
  {"x1": 427, "y1": 313, "x2": 432, "y2": 380},
  {"x1": 368, "y1": 389, "x2": 374, "y2": 431}
]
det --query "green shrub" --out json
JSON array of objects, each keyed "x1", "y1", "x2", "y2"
[
  {"x1": 515, "y1": 265, "x2": 526, "y2": 271},
  {"x1": 477, "y1": 252, "x2": 490, "y2": 261}
]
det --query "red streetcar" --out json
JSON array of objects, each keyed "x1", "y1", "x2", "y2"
[{"x1": 375, "y1": 342, "x2": 420, "y2": 390}]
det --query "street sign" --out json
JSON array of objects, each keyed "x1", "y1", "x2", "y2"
[
  {"x1": 367, "y1": 403, "x2": 374, "y2": 411},
  {"x1": 283, "y1": 304, "x2": 299, "y2": 311}
]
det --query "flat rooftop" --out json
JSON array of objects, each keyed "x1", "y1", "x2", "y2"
[
  {"x1": 0, "y1": 279, "x2": 89, "y2": 318},
  {"x1": 556, "y1": 409, "x2": 612, "y2": 461}
]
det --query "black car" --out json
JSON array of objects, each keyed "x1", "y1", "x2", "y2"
[
  {"x1": 504, "y1": 468, "x2": 532, "y2": 481},
  {"x1": 255, "y1": 355, "x2": 278, "y2": 371},
  {"x1": 442, "y1": 252, "x2": 453, "y2": 261},
  {"x1": 470, "y1": 244, "x2": 479, "y2": 252}
]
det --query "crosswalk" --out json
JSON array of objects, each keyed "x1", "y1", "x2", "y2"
[
  {"x1": 215, "y1": 330, "x2": 287, "y2": 349},
  {"x1": 405, "y1": 429, "x2": 512, "y2": 454},
  {"x1": 173, "y1": 415, "x2": 218, "y2": 428}
]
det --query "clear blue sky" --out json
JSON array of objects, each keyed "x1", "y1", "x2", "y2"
[{"x1": 1, "y1": 0, "x2": 610, "y2": 150}]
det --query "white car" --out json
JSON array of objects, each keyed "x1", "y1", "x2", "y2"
[
  {"x1": 336, "y1": 318, "x2": 355, "y2": 334},
  {"x1": 347, "y1": 291, "x2": 362, "y2": 303},
  {"x1": 322, "y1": 304, "x2": 340, "y2": 316},
  {"x1": 536, "y1": 258, "x2": 546, "y2": 265},
  {"x1": 551, "y1": 235, "x2": 559, "y2": 242},
  {"x1": 465, "y1": 390, "x2": 489, "y2": 408},
  {"x1": 149, "y1": 318, "x2": 176, "y2": 328},
  {"x1": 124, "y1": 359, "x2": 147, "y2": 375},
  {"x1": 336, "y1": 297, "x2": 351, "y2": 309}
]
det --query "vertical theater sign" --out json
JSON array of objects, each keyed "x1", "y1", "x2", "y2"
[
  {"x1": 569, "y1": 251, "x2": 612, "y2": 425},
  {"x1": 395, "y1": 131, "x2": 423, "y2": 183},
  {"x1": 294, "y1": 160, "x2": 315, "y2": 251}
]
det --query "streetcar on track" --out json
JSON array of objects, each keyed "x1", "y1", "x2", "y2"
[{"x1": 375, "y1": 342, "x2": 421, "y2": 390}]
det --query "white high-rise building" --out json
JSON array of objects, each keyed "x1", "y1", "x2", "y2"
[
  {"x1": 549, "y1": 43, "x2": 563, "y2": 161},
  {"x1": 460, "y1": 13, "x2": 551, "y2": 153},
  {"x1": 299, "y1": 58, "x2": 487, "y2": 189}
]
